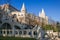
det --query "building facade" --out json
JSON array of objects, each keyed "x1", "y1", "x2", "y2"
[{"x1": 0, "y1": 3, "x2": 48, "y2": 38}]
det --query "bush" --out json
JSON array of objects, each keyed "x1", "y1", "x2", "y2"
[
  {"x1": 42, "y1": 25, "x2": 53, "y2": 30},
  {"x1": 0, "y1": 37, "x2": 36, "y2": 40},
  {"x1": 42, "y1": 25, "x2": 58, "y2": 32}
]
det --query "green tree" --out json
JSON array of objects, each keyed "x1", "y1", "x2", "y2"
[
  {"x1": 56, "y1": 22, "x2": 60, "y2": 32},
  {"x1": 42, "y1": 25, "x2": 53, "y2": 30}
]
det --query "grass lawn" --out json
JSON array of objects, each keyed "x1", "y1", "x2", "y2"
[{"x1": 0, "y1": 36, "x2": 36, "y2": 40}]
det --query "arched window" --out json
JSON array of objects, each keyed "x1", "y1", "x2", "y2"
[
  {"x1": 19, "y1": 31, "x2": 22, "y2": 35},
  {"x1": 1, "y1": 23, "x2": 12, "y2": 29},
  {"x1": 23, "y1": 31, "x2": 27, "y2": 35},
  {"x1": 15, "y1": 31, "x2": 18, "y2": 34},
  {"x1": 28, "y1": 32, "x2": 32, "y2": 35},
  {"x1": 12, "y1": 14, "x2": 16, "y2": 18}
]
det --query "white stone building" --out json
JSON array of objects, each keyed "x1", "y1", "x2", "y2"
[{"x1": 0, "y1": 3, "x2": 49, "y2": 39}]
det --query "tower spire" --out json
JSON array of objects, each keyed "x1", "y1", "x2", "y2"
[
  {"x1": 21, "y1": 3, "x2": 26, "y2": 13},
  {"x1": 39, "y1": 8, "x2": 45, "y2": 18},
  {"x1": 42, "y1": 8, "x2": 44, "y2": 13},
  {"x1": 41, "y1": 8, "x2": 45, "y2": 16}
]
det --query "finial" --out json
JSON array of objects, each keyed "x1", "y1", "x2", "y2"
[{"x1": 42, "y1": 8, "x2": 44, "y2": 13}]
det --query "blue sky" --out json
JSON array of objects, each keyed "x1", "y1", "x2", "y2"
[{"x1": 0, "y1": 0, "x2": 60, "y2": 22}]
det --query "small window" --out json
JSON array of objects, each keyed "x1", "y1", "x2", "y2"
[
  {"x1": 15, "y1": 31, "x2": 18, "y2": 34},
  {"x1": 18, "y1": 14, "x2": 20, "y2": 16},
  {"x1": 14, "y1": 25, "x2": 21, "y2": 29},
  {"x1": 7, "y1": 31, "x2": 9, "y2": 34},
  {"x1": 12, "y1": 14, "x2": 16, "y2": 18},
  {"x1": 33, "y1": 31, "x2": 37, "y2": 35},
  {"x1": 17, "y1": 19, "x2": 19, "y2": 22},
  {"x1": 28, "y1": 32, "x2": 31, "y2": 35},
  {"x1": 21, "y1": 14, "x2": 23, "y2": 16},
  {"x1": 0, "y1": 31, "x2": 2, "y2": 34},
  {"x1": 19, "y1": 31, "x2": 22, "y2": 35},
  {"x1": 10, "y1": 31, "x2": 12, "y2": 34},
  {"x1": 23, "y1": 31, "x2": 27, "y2": 35},
  {"x1": 5, "y1": 18, "x2": 9, "y2": 20},
  {"x1": 12, "y1": 20, "x2": 14, "y2": 22}
]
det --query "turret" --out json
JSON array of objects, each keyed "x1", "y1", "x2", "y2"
[
  {"x1": 39, "y1": 8, "x2": 45, "y2": 18},
  {"x1": 21, "y1": 3, "x2": 26, "y2": 13}
]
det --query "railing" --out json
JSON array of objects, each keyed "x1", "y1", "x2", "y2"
[{"x1": 0, "y1": 29, "x2": 38, "y2": 38}]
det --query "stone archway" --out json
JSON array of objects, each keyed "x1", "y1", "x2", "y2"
[
  {"x1": 1, "y1": 23, "x2": 12, "y2": 29},
  {"x1": 0, "y1": 23, "x2": 12, "y2": 36}
]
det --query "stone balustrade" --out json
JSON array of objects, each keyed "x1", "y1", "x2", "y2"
[{"x1": 0, "y1": 29, "x2": 39, "y2": 38}]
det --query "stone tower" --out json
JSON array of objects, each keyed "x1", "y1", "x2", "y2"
[
  {"x1": 39, "y1": 8, "x2": 46, "y2": 19},
  {"x1": 39, "y1": 8, "x2": 48, "y2": 25},
  {"x1": 19, "y1": 3, "x2": 27, "y2": 24}
]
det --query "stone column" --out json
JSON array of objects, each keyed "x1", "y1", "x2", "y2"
[
  {"x1": 6, "y1": 29, "x2": 7, "y2": 36},
  {"x1": 2, "y1": 30, "x2": 4, "y2": 36},
  {"x1": 12, "y1": 25, "x2": 15, "y2": 36},
  {"x1": 32, "y1": 31, "x2": 34, "y2": 38},
  {"x1": 22, "y1": 30, "x2": 24, "y2": 37},
  {"x1": 18, "y1": 30, "x2": 19, "y2": 36},
  {"x1": 27, "y1": 30, "x2": 28, "y2": 35}
]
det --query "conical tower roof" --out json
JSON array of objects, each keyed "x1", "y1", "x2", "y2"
[{"x1": 21, "y1": 3, "x2": 26, "y2": 12}]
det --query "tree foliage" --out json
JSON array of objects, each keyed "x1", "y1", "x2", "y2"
[
  {"x1": 56, "y1": 22, "x2": 60, "y2": 32},
  {"x1": 42, "y1": 25, "x2": 53, "y2": 30},
  {"x1": 42, "y1": 25, "x2": 58, "y2": 32}
]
